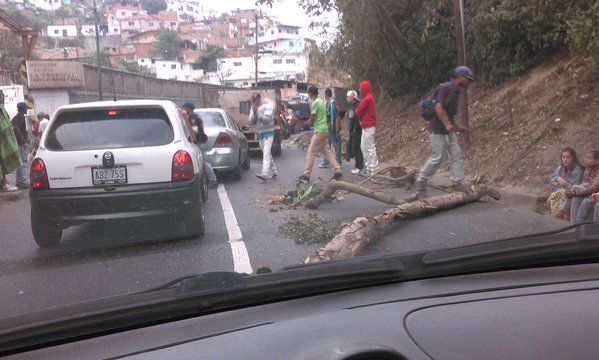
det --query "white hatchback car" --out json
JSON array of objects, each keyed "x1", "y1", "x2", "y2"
[{"x1": 29, "y1": 100, "x2": 208, "y2": 248}]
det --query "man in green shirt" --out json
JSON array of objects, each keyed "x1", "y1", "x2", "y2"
[{"x1": 298, "y1": 86, "x2": 342, "y2": 183}]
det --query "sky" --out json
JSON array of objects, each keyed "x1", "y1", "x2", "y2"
[{"x1": 201, "y1": 0, "x2": 338, "y2": 45}]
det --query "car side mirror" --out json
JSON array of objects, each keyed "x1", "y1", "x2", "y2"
[
  {"x1": 198, "y1": 133, "x2": 208, "y2": 144},
  {"x1": 241, "y1": 125, "x2": 250, "y2": 131}
]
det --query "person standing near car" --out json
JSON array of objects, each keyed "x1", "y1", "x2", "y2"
[
  {"x1": 347, "y1": 90, "x2": 364, "y2": 175},
  {"x1": 355, "y1": 80, "x2": 379, "y2": 174},
  {"x1": 249, "y1": 92, "x2": 278, "y2": 181},
  {"x1": 415, "y1": 66, "x2": 475, "y2": 196},
  {"x1": 0, "y1": 90, "x2": 22, "y2": 192},
  {"x1": 11, "y1": 102, "x2": 30, "y2": 189},
  {"x1": 189, "y1": 113, "x2": 218, "y2": 188},
  {"x1": 298, "y1": 86, "x2": 342, "y2": 183}
]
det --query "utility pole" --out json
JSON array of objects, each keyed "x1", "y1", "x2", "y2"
[
  {"x1": 93, "y1": 0, "x2": 103, "y2": 100},
  {"x1": 254, "y1": 11, "x2": 259, "y2": 88},
  {"x1": 453, "y1": 0, "x2": 469, "y2": 147}
]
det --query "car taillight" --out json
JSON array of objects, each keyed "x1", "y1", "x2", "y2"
[
  {"x1": 30, "y1": 158, "x2": 49, "y2": 189},
  {"x1": 214, "y1": 132, "x2": 233, "y2": 147},
  {"x1": 172, "y1": 150, "x2": 194, "y2": 181}
]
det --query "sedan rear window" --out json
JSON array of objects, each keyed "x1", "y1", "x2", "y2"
[
  {"x1": 45, "y1": 108, "x2": 174, "y2": 151},
  {"x1": 195, "y1": 112, "x2": 226, "y2": 128}
]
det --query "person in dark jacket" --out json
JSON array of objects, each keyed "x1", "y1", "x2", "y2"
[
  {"x1": 346, "y1": 90, "x2": 364, "y2": 174},
  {"x1": 415, "y1": 66, "x2": 475, "y2": 196},
  {"x1": 11, "y1": 102, "x2": 30, "y2": 189},
  {"x1": 355, "y1": 80, "x2": 379, "y2": 174}
]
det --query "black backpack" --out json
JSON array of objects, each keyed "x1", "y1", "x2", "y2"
[
  {"x1": 419, "y1": 82, "x2": 452, "y2": 121},
  {"x1": 419, "y1": 85, "x2": 439, "y2": 121}
]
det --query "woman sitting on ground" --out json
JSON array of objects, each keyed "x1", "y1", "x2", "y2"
[{"x1": 551, "y1": 147, "x2": 584, "y2": 219}]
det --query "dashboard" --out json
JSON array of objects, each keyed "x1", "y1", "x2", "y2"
[{"x1": 6, "y1": 263, "x2": 599, "y2": 359}]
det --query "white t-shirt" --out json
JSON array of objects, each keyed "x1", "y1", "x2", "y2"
[{"x1": 39, "y1": 118, "x2": 50, "y2": 136}]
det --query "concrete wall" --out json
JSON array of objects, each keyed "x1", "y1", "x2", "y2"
[{"x1": 31, "y1": 63, "x2": 221, "y2": 117}]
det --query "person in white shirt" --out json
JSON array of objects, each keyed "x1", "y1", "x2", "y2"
[{"x1": 37, "y1": 112, "x2": 50, "y2": 137}]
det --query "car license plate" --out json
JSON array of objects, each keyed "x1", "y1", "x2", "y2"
[{"x1": 92, "y1": 165, "x2": 127, "y2": 185}]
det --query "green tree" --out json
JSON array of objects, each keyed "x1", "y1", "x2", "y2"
[
  {"x1": 119, "y1": 61, "x2": 152, "y2": 76},
  {"x1": 141, "y1": 0, "x2": 167, "y2": 15},
  {"x1": 0, "y1": 30, "x2": 23, "y2": 72},
  {"x1": 152, "y1": 28, "x2": 182, "y2": 60},
  {"x1": 196, "y1": 44, "x2": 225, "y2": 72}
]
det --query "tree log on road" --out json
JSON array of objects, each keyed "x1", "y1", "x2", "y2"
[
  {"x1": 305, "y1": 186, "x2": 501, "y2": 263},
  {"x1": 304, "y1": 179, "x2": 418, "y2": 210}
]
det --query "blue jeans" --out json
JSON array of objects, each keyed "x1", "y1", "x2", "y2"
[
  {"x1": 16, "y1": 144, "x2": 29, "y2": 186},
  {"x1": 321, "y1": 132, "x2": 342, "y2": 167},
  {"x1": 574, "y1": 197, "x2": 599, "y2": 223},
  {"x1": 204, "y1": 160, "x2": 217, "y2": 184},
  {"x1": 417, "y1": 132, "x2": 464, "y2": 185}
]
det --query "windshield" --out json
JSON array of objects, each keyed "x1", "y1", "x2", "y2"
[
  {"x1": 1, "y1": 0, "x2": 597, "y2": 346},
  {"x1": 195, "y1": 111, "x2": 227, "y2": 128}
]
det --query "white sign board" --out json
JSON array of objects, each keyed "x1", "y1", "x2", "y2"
[
  {"x1": 26, "y1": 60, "x2": 85, "y2": 89},
  {"x1": 0, "y1": 85, "x2": 24, "y2": 120}
]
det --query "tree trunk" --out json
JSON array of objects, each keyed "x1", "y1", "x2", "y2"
[{"x1": 305, "y1": 186, "x2": 501, "y2": 263}]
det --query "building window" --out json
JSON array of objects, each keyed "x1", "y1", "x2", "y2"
[
  {"x1": 114, "y1": 28, "x2": 118, "y2": 32},
  {"x1": 273, "y1": 59, "x2": 282, "y2": 64},
  {"x1": 233, "y1": 62, "x2": 242, "y2": 66},
  {"x1": 53, "y1": 29, "x2": 59, "y2": 34},
  {"x1": 289, "y1": 41, "x2": 294, "y2": 47},
  {"x1": 170, "y1": 22, "x2": 177, "y2": 26},
  {"x1": 128, "y1": 21, "x2": 134, "y2": 26},
  {"x1": 149, "y1": 22, "x2": 154, "y2": 26},
  {"x1": 140, "y1": 59, "x2": 145, "y2": 63},
  {"x1": 239, "y1": 101, "x2": 251, "y2": 114},
  {"x1": 151, "y1": 59, "x2": 156, "y2": 64},
  {"x1": 171, "y1": 64, "x2": 177, "y2": 69},
  {"x1": 286, "y1": 59, "x2": 295, "y2": 64}
]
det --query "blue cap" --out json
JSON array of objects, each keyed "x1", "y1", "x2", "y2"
[
  {"x1": 454, "y1": 66, "x2": 475, "y2": 81},
  {"x1": 182, "y1": 102, "x2": 195, "y2": 110}
]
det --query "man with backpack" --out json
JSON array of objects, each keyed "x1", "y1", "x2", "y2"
[{"x1": 415, "y1": 66, "x2": 475, "y2": 197}]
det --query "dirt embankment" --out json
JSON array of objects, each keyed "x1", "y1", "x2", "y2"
[{"x1": 375, "y1": 54, "x2": 599, "y2": 196}]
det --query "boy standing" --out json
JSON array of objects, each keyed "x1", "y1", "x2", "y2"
[
  {"x1": 298, "y1": 86, "x2": 342, "y2": 183},
  {"x1": 347, "y1": 90, "x2": 364, "y2": 174},
  {"x1": 355, "y1": 80, "x2": 379, "y2": 174},
  {"x1": 249, "y1": 92, "x2": 278, "y2": 181}
]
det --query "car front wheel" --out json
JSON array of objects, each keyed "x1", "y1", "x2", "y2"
[{"x1": 31, "y1": 209, "x2": 63, "y2": 248}]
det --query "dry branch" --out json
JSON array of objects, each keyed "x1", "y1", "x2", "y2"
[
  {"x1": 305, "y1": 186, "x2": 501, "y2": 263},
  {"x1": 304, "y1": 179, "x2": 417, "y2": 210}
]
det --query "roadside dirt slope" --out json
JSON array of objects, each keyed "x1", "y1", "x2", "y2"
[{"x1": 375, "y1": 54, "x2": 599, "y2": 196}]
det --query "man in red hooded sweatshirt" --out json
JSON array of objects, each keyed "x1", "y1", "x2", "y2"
[{"x1": 355, "y1": 80, "x2": 379, "y2": 174}]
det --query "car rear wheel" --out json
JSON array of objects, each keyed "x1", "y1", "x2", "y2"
[
  {"x1": 271, "y1": 131, "x2": 282, "y2": 157},
  {"x1": 201, "y1": 169, "x2": 208, "y2": 203},
  {"x1": 241, "y1": 151, "x2": 250, "y2": 170},
  {"x1": 185, "y1": 190, "x2": 205, "y2": 237},
  {"x1": 31, "y1": 209, "x2": 63, "y2": 248},
  {"x1": 231, "y1": 151, "x2": 242, "y2": 180}
]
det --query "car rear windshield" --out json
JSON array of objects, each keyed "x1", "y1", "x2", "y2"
[
  {"x1": 45, "y1": 108, "x2": 174, "y2": 151},
  {"x1": 195, "y1": 112, "x2": 226, "y2": 128}
]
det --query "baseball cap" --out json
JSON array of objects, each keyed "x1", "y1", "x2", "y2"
[
  {"x1": 17, "y1": 102, "x2": 28, "y2": 111},
  {"x1": 454, "y1": 66, "x2": 475, "y2": 81},
  {"x1": 346, "y1": 90, "x2": 359, "y2": 100},
  {"x1": 182, "y1": 102, "x2": 195, "y2": 110}
]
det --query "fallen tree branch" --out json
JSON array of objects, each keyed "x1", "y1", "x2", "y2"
[
  {"x1": 304, "y1": 179, "x2": 418, "y2": 210},
  {"x1": 305, "y1": 186, "x2": 501, "y2": 263}
]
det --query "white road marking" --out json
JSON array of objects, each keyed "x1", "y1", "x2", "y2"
[{"x1": 217, "y1": 184, "x2": 253, "y2": 274}]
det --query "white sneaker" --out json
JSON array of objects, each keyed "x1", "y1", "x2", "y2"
[
  {"x1": 2, "y1": 182, "x2": 18, "y2": 192},
  {"x1": 350, "y1": 168, "x2": 361, "y2": 174}
]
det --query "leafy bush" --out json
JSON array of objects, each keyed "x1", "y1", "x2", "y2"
[{"x1": 567, "y1": 1, "x2": 599, "y2": 70}]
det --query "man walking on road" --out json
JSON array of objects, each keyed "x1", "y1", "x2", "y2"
[
  {"x1": 415, "y1": 66, "x2": 475, "y2": 196},
  {"x1": 347, "y1": 90, "x2": 364, "y2": 174},
  {"x1": 298, "y1": 86, "x2": 342, "y2": 183},
  {"x1": 249, "y1": 92, "x2": 278, "y2": 181},
  {"x1": 11, "y1": 102, "x2": 30, "y2": 189},
  {"x1": 355, "y1": 80, "x2": 379, "y2": 174}
]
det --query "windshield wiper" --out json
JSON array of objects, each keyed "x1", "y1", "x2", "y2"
[
  {"x1": 416, "y1": 222, "x2": 599, "y2": 276},
  {"x1": 0, "y1": 256, "x2": 403, "y2": 356}
]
